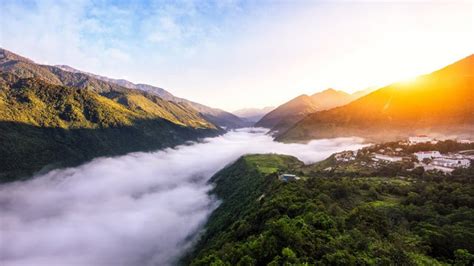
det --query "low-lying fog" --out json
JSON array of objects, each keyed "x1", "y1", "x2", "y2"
[{"x1": 0, "y1": 128, "x2": 366, "y2": 266}]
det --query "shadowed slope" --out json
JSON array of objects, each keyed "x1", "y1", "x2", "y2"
[{"x1": 0, "y1": 73, "x2": 221, "y2": 181}]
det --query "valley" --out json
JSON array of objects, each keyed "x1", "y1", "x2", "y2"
[
  {"x1": 1, "y1": 2, "x2": 473, "y2": 264},
  {"x1": 0, "y1": 128, "x2": 366, "y2": 266},
  {"x1": 0, "y1": 48, "x2": 473, "y2": 266}
]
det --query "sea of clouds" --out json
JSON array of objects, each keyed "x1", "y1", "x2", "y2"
[{"x1": 0, "y1": 128, "x2": 366, "y2": 266}]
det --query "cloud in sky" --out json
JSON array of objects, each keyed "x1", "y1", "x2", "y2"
[
  {"x1": 0, "y1": 128, "x2": 366, "y2": 266},
  {"x1": 0, "y1": 0, "x2": 472, "y2": 110}
]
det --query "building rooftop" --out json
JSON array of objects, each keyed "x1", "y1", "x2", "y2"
[{"x1": 414, "y1": 151, "x2": 440, "y2": 154}]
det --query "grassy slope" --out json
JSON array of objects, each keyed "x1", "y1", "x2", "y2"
[
  {"x1": 187, "y1": 154, "x2": 474, "y2": 265},
  {"x1": 0, "y1": 73, "x2": 220, "y2": 181},
  {"x1": 277, "y1": 55, "x2": 474, "y2": 142}
]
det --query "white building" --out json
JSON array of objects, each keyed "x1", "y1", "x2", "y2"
[
  {"x1": 409, "y1": 135, "x2": 434, "y2": 145},
  {"x1": 279, "y1": 174, "x2": 300, "y2": 182},
  {"x1": 423, "y1": 165, "x2": 455, "y2": 173},
  {"x1": 334, "y1": 151, "x2": 356, "y2": 162},
  {"x1": 459, "y1": 139, "x2": 473, "y2": 144},
  {"x1": 432, "y1": 158, "x2": 470, "y2": 168},
  {"x1": 414, "y1": 151, "x2": 442, "y2": 161},
  {"x1": 372, "y1": 154, "x2": 403, "y2": 162}
]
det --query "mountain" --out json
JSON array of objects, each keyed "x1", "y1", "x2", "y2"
[
  {"x1": 255, "y1": 95, "x2": 320, "y2": 132},
  {"x1": 277, "y1": 55, "x2": 474, "y2": 142},
  {"x1": 0, "y1": 49, "x2": 222, "y2": 181},
  {"x1": 233, "y1": 106, "x2": 275, "y2": 123},
  {"x1": 255, "y1": 88, "x2": 367, "y2": 133},
  {"x1": 55, "y1": 64, "x2": 248, "y2": 128},
  {"x1": 310, "y1": 88, "x2": 353, "y2": 109}
]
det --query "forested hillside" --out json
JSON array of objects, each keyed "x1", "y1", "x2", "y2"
[
  {"x1": 0, "y1": 73, "x2": 221, "y2": 182},
  {"x1": 186, "y1": 154, "x2": 474, "y2": 265},
  {"x1": 1, "y1": 48, "x2": 247, "y2": 128},
  {"x1": 53, "y1": 63, "x2": 248, "y2": 128}
]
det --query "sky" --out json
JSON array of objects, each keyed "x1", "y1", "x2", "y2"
[{"x1": 0, "y1": 0, "x2": 473, "y2": 111}]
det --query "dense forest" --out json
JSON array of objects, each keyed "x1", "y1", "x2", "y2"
[{"x1": 186, "y1": 154, "x2": 474, "y2": 265}]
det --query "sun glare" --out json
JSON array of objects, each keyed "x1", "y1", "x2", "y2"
[{"x1": 399, "y1": 76, "x2": 419, "y2": 85}]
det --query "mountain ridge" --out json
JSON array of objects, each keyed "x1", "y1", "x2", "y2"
[
  {"x1": 54, "y1": 63, "x2": 248, "y2": 128},
  {"x1": 277, "y1": 54, "x2": 474, "y2": 142},
  {"x1": 255, "y1": 88, "x2": 371, "y2": 133},
  {"x1": 0, "y1": 49, "x2": 225, "y2": 181},
  {"x1": 1, "y1": 48, "x2": 247, "y2": 128}
]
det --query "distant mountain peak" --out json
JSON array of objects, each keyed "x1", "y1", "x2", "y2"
[
  {"x1": 233, "y1": 106, "x2": 275, "y2": 124},
  {"x1": 324, "y1": 88, "x2": 337, "y2": 92},
  {"x1": 312, "y1": 88, "x2": 349, "y2": 97},
  {"x1": 256, "y1": 86, "x2": 371, "y2": 132}
]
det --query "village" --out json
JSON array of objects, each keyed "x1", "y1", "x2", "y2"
[
  {"x1": 278, "y1": 135, "x2": 473, "y2": 182},
  {"x1": 334, "y1": 135, "x2": 473, "y2": 173}
]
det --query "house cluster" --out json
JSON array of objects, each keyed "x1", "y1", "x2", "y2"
[
  {"x1": 414, "y1": 150, "x2": 471, "y2": 172},
  {"x1": 366, "y1": 135, "x2": 473, "y2": 173},
  {"x1": 334, "y1": 151, "x2": 357, "y2": 162},
  {"x1": 405, "y1": 135, "x2": 473, "y2": 146}
]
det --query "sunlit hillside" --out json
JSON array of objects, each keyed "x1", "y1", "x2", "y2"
[{"x1": 278, "y1": 55, "x2": 474, "y2": 142}]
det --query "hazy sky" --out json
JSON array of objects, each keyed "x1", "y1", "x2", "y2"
[{"x1": 1, "y1": 0, "x2": 472, "y2": 111}]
